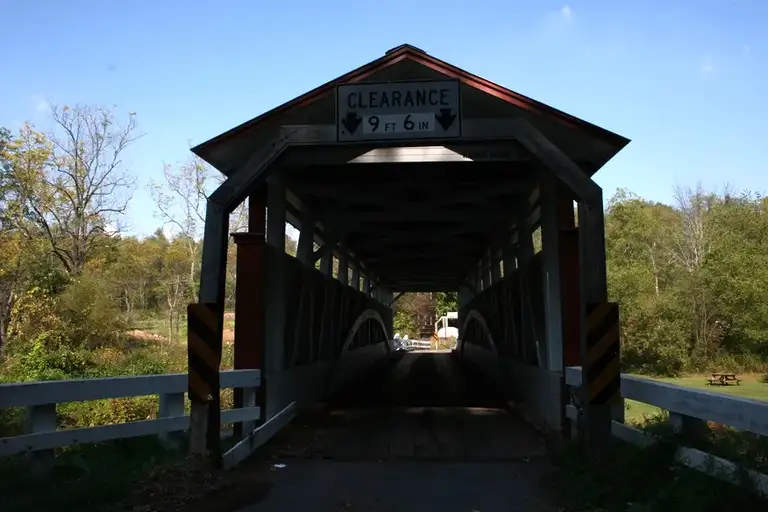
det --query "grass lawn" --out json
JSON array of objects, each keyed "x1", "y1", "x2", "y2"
[{"x1": 624, "y1": 373, "x2": 768, "y2": 425}]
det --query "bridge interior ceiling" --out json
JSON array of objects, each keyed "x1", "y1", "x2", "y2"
[{"x1": 282, "y1": 154, "x2": 541, "y2": 292}]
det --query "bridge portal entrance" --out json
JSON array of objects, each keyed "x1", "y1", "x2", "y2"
[{"x1": 186, "y1": 44, "x2": 629, "y2": 466}]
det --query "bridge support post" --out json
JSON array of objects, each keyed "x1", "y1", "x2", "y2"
[
  {"x1": 187, "y1": 302, "x2": 223, "y2": 464},
  {"x1": 482, "y1": 250, "x2": 493, "y2": 288},
  {"x1": 191, "y1": 199, "x2": 229, "y2": 462},
  {"x1": 540, "y1": 176, "x2": 565, "y2": 372},
  {"x1": 475, "y1": 261, "x2": 484, "y2": 293},
  {"x1": 296, "y1": 209, "x2": 315, "y2": 266},
  {"x1": 319, "y1": 250, "x2": 332, "y2": 275},
  {"x1": 489, "y1": 248, "x2": 501, "y2": 283},
  {"x1": 458, "y1": 286, "x2": 472, "y2": 310},
  {"x1": 578, "y1": 192, "x2": 620, "y2": 460},
  {"x1": 502, "y1": 240, "x2": 516, "y2": 277},
  {"x1": 351, "y1": 262, "x2": 360, "y2": 291},
  {"x1": 265, "y1": 175, "x2": 287, "y2": 420},
  {"x1": 338, "y1": 251, "x2": 349, "y2": 285},
  {"x1": 231, "y1": 190, "x2": 267, "y2": 438},
  {"x1": 516, "y1": 208, "x2": 538, "y2": 365}
]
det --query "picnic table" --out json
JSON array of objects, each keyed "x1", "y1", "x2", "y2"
[{"x1": 707, "y1": 372, "x2": 741, "y2": 386}]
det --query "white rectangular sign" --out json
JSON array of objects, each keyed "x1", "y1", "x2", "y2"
[{"x1": 336, "y1": 79, "x2": 461, "y2": 142}]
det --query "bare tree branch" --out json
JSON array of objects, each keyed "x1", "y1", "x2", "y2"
[{"x1": 15, "y1": 104, "x2": 143, "y2": 275}]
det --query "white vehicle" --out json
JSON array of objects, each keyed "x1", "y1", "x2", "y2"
[{"x1": 434, "y1": 312, "x2": 459, "y2": 339}]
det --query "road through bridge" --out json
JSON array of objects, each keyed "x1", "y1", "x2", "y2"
[
  {"x1": 241, "y1": 350, "x2": 554, "y2": 511},
  {"x1": 184, "y1": 43, "x2": 628, "y2": 505}
]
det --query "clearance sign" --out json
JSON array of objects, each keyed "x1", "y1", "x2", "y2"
[{"x1": 336, "y1": 79, "x2": 462, "y2": 142}]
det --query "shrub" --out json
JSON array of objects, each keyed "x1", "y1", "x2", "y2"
[
  {"x1": 6, "y1": 287, "x2": 66, "y2": 349},
  {"x1": 59, "y1": 396, "x2": 158, "y2": 428},
  {"x1": 56, "y1": 271, "x2": 127, "y2": 349}
]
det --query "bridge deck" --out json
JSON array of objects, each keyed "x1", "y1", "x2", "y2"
[{"x1": 243, "y1": 352, "x2": 556, "y2": 511}]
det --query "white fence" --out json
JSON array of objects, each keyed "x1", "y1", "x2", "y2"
[
  {"x1": 400, "y1": 339, "x2": 458, "y2": 350},
  {"x1": 405, "y1": 339, "x2": 433, "y2": 350},
  {"x1": 565, "y1": 367, "x2": 768, "y2": 495},
  {"x1": 0, "y1": 370, "x2": 262, "y2": 457}
]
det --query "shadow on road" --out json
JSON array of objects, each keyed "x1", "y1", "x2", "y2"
[
  {"x1": 265, "y1": 352, "x2": 547, "y2": 462},
  {"x1": 243, "y1": 352, "x2": 557, "y2": 511}
]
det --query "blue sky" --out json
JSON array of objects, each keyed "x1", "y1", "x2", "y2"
[{"x1": 2, "y1": 0, "x2": 766, "y2": 237}]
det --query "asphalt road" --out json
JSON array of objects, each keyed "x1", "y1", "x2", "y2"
[{"x1": 239, "y1": 352, "x2": 557, "y2": 512}]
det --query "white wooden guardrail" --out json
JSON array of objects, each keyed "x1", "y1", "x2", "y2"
[
  {"x1": 0, "y1": 369, "x2": 261, "y2": 457},
  {"x1": 565, "y1": 366, "x2": 768, "y2": 495},
  {"x1": 405, "y1": 339, "x2": 433, "y2": 349}
]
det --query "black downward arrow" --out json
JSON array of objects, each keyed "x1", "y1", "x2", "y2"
[
  {"x1": 435, "y1": 108, "x2": 457, "y2": 131},
  {"x1": 341, "y1": 112, "x2": 362, "y2": 135}
]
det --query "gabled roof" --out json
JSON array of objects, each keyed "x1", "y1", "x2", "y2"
[{"x1": 192, "y1": 44, "x2": 629, "y2": 176}]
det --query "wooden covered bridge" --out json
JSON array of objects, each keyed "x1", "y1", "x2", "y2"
[
  {"x1": 25, "y1": 44, "x2": 761, "y2": 511},
  {"x1": 183, "y1": 43, "x2": 629, "y2": 464}
]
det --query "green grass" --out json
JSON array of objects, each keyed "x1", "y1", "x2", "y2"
[
  {"x1": 0, "y1": 433, "x2": 267, "y2": 512},
  {"x1": 0, "y1": 437, "x2": 184, "y2": 512},
  {"x1": 624, "y1": 373, "x2": 768, "y2": 425},
  {"x1": 621, "y1": 373, "x2": 768, "y2": 477},
  {"x1": 550, "y1": 438, "x2": 768, "y2": 511}
]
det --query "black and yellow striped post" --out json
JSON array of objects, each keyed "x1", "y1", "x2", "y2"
[
  {"x1": 585, "y1": 302, "x2": 621, "y2": 405},
  {"x1": 582, "y1": 301, "x2": 621, "y2": 454},
  {"x1": 187, "y1": 302, "x2": 223, "y2": 464}
]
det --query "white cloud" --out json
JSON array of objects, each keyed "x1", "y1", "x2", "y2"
[
  {"x1": 29, "y1": 95, "x2": 49, "y2": 113},
  {"x1": 27, "y1": 94, "x2": 53, "y2": 116},
  {"x1": 743, "y1": 44, "x2": 751, "y2": 55},
  {"x1": 539, "y1": 4, "x2": 576, "y2": 37},
  {"x1": 700, "y1": 59, "x2": 715, "y2": 74}
]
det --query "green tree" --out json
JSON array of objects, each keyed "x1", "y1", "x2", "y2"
[
  {"x1": 7, "y1": 107, "x2": 139, "y2": 276},
  {"x1": 435, "y1": 292, "x2": 458, "y2": 318}
]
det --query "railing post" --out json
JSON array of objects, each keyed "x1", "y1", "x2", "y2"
[
  {"x1": 158, "y1": 392, "x2": 186, "y2": 448},
  {"x1": 240, "y1": 386, "x2": 258, "y2": 435},
  {"x1": 669, "y1": 412, "x2": 709, "y2": 442},
  {"x1": 187, "y1": 302, "x2": 224, "y2": 463},
  {"x1": 25, "y1": 404, "x2": 56, "y2": 472},
  {"x1": 566, "y1": 388, "x2": 581, "y2": 441}
]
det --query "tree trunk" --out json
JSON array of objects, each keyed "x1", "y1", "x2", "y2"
[{"x1": 0, "y1": 285, "x2": 16, "y2": 357}]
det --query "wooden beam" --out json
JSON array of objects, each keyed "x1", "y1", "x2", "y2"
[
  {"x1": 292, "y1": 181, "x2": 529, "y2": 206},
  {"x1": 350, "y1": 263, "x2": 361, "y2": 291},
  {"x1": 337, "y1": 250, "x2": 349, "y2": 286},
  {"x1": 363, "y1": 249, "x2": 482, "y2": 262},
  {"x1": 199, "y1": 201, "x2": 230, "y2": 304},
  {"x1": 312, "y1": 226, "x2": 349, "y2": 263},
  {"x1": 296, "y1": 209, "x2": 315, "y2": 265},
  {"x1": 208, "y1": 126, "x2": 349, "y2": 211},
  {"x1": 324, "y1": 210, "x2": 515, "y2": 225},
  {"x1": 207, "y1": 119, "x2": 598, "y2": 212},
  {"x1": 346, "y1": 142, "x2": 531, "y2": 164},
  {"x1": 490, "y1": 248, "x2": 502, "y2": 283},
  {"x1": 506, "y1": 119, "x2": 602, "y2": 207}
]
